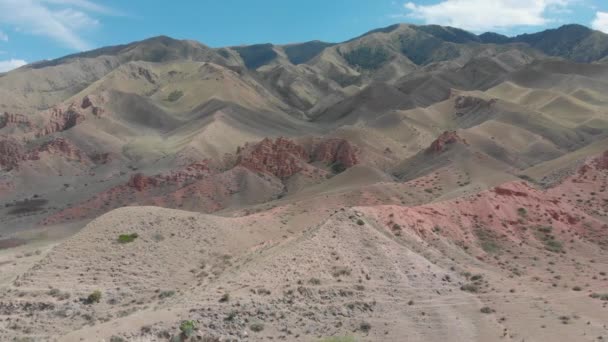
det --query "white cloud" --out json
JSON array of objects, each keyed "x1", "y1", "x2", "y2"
[
  {"x1": 0, "y1": 58, "x2": 27, "y2": 72},
  {"x1": 0, "y1": 30, "x2": 7, "y2": 41},
  {"x1": 0, "y1": 0, "x2": 116, "y2": 51},
  {"x1": 403, "y1": 0, "x2": 573, "y2": 32},
  {"x1": 592, "y1": 11, "x2": 608, "y2": 33}
]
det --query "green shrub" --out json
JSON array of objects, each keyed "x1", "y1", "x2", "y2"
[
  {"x1": 167, "y1": 90, "x2": 184, "y2": 102},
  {"x1": 480, "y1": 306, "x2": 495, "y2": 314},
  {"x1": 460, "y1": 283, "x2": 479, "y2": 293},
  {"x1": 470, "y1": 274, "x2": 483, "y2": 281},
  {"x1": 219, "y1": 293, "x2": 230, "y2": 303},
  {"x1": 308, "y1": 278, "x2": 321, "y2": 285},
  {"x1": 179, "y1": 320, "x2": 196, "y2": 337},
  {"x1": 534, "y1": 226, "x2": 564, "y2": 253},
  {"x1": 517, "y1": 208, "x2": 527, "y2": 217},
  {"x1": 117, "y1": 233, "x2": 138, "y2": 244},
  {"x1": 359, "y1": 321, "x2": 372, "y2": 332},
  {"x1": 356, "y1": 219, "x2": 365, "y2": 226},
  {"x1": 332, "y1": 267, "x2": 351, "y2": 277},
  {"x1": 319, "y1": 337, "x2": 357, "y2": 342},
  {"x1": 86, "y1": 290, "x2": 102, "y2": 304},
  {"x1": 159, "y1": 290, "x2": 175, "y2": 299},
  {"x1": 250, "y1": 322, "x2": 264, "y2": 332}
]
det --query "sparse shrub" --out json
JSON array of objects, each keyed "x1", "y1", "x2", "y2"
[
  {"x1": 544, "y1": 239, "x2": 563, "y2": 253},
  {"x1": 152, "y1": 233, "x2": 165, "y2": 242},
  {"x1": 250, "y1": 322, "x2": 264, "y2": 332},
  {"x1": 460, "y1": 284, "x2": 479, "y2": 293},
  {"x1": 219, "y1": 293, "x2": 230, "y2": 302},
  {"x1": 356, "y1": 219, "x2": 365, "y2": 226},
  {"x1": 110, "y1": 336, "x2": 126, "y2": 342},
  {"x1": 359, "y1": 321, "x2": 372, "y2": 332},
  {"x1": 86, "y1": 290, "x2": 102, "y2": 304},
  {"x1": 309, "y1": 278, "x2": 321, "y2": 285},
  {"x1": 475, "y1": 229, "x2": 500, "y2": 253},
  {"x1": 117, "y1": 233, "x2": 138, "y2": 244},
  {"x1": 159, "y1": 290, "x2": 175, "y2": 299},
  {"x1": 319, "y1": 337, "x2": 356, "y2": 342},
  {"x1": 572, "y1": 286, "x2": 582, "y2": 291},
  {"x1": 480, "y1": 306, "x2": 495, "y2": 314},
  {"x1": 224, "y1": 311, "x2": 237, "y2": 322},
  {"x1": 332, "y1": 267, "x2": 352, "y2": 277},
  {"x1": 534, "y1": 226, "x2": 563, "y2": 253},
  {"x1": 167, "y1": 90, "x2": 184, "y2": 102},
  {"x1": 517, "y1": 208, "x2": 527, "y2": 217},
  {"x1": 179, "y1": 320, "x2": 196, "y2": 338},
  {"x1": 470, "y1": 274, "x2": 483, "y2": 281}
]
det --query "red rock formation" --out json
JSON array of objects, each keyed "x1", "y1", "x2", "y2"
[
  {"x1": 81, "y1": 96, "x2": 93, "y2": 109},
  {"x1": 128, "y1": 173, "x2": 159, "y2": 192},
  {"x1": 594, "y1": 150, "x2": 608, "y2": 170},
  {"x1": 236, "y1": 137, "x2": 361, "y2": 178},
  {"x1": 37, "y1": 138, "x2": 87, "y2": 162},
  {"x1": 127, "y1": 161, "x2": 211, "y2": 192},
  {"x1": 237, "y1": 137, "x2": 309, "y2": 178},
  {"x1": 427, "y1": 131, "x2": 467, "y2": 154},
  {"x1": 0, "y1": 137, "x2": 92, "y2": 170},
  {"x1": 0, "y1": 112, "x2": 32, "y2": 129},
  {"x1": 81, "y1": 95, "x2": 104, "y2": 116},
  {"x1": 312, "y1": 138, "x2": 359, "y2": 167},
  {"x1": 37, "y1": 107, "x2": 85, "y2": 137},
  {"x1": 160, "y1": 161, "x2": 210, "y2": 183},
  {"x1": 0, "y1": 138, "x2": 26, "y2": 170}
]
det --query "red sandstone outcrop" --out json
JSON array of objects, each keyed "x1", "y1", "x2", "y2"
[
  {"x1": 128, "y1": 173, "x2": 159, "y2": 191},
  {"x1": 236, "y1": 137, "x2": 360, "y2": 178},
  {"x1": 127, "y1": 161, "x2": 211, "y2": 192},
  {"x1": 0, "y1": 112, "x2": 33, "y2": 130},
  {"x1": 237, "y1": 137, "x2": 310, "y2": 179},
  {"x1": 594, "y1": 150, "x2": 608, "y2": 170},
  {"x1": 312, "y1": 138, "x2": 359, "y2": 168},
  {"x1": 0, "y1": 138, "x2": 26, "y2": 170},
  {"x1": 37, "y1": 138, "x2": 88, "y2": 162},
  {"x1": 36, "y1": 107, "x2": 85, "y2": 137},
  {"x1": 81, "y1": 95, "x2": 104, "y2": 116},
  {"x1": 0, "y1": 137, "x2": 91, "y2": 170},
  {"x1": 427, "y1": 131, "x2": 468, "y2": 154}
]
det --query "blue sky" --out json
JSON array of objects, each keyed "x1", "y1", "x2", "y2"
[{"x1": 0, "y1": 0, "x2": 607, "y2": 72}]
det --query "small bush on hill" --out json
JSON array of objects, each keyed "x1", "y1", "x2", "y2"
[
  {"x1": 179, "y1": 320, "x2": 196, "y2": 338},
  {"x1": 86, "y1": 290, "x2": 102, "y2": 304},
  {"x1": 167, "y1": 90, "x2": 184, "y2": 102},
  {"x1": 118, "y1": 233, "x2": 138, "y2": 244}
]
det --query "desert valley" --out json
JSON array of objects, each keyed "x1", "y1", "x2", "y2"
[{"x1": 0, "y1": 22, "x2": 607, "y2": 341}]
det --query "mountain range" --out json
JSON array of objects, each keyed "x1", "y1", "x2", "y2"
[{"x1": 0, "y1": 23, "x2": 607, "y2": 341}]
